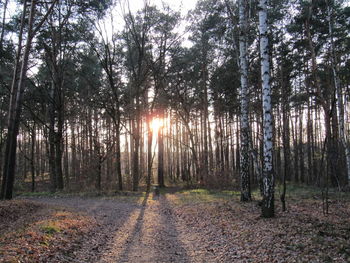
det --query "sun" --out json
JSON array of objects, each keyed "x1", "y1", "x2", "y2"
[{"x1": 151, "y1": 118, "x2": 163, "y2": 132}]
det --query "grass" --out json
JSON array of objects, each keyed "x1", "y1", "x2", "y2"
[
  {"x1": 41, "y1": 223, "x2": 61, "y2": 235},
  {"x1": 274, "y1": 182, "x2": 350, "y2": 201},
  {"x1": 16, "y1": 183, "x2": 350, "y2": 205},
  {"x1": 161, "y1": 183, "x2": 350, "y2": 206},
  {"x1": 165, "y1": 188, "x2": 241, "y2": 205}
]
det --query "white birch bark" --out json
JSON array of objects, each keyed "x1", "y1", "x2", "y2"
[
  {"x1": 239, "y1": 0, "x2": 251, "y2": 201},
  {"x1": 259, "y1": 0, "x2": 274, "y2": 217},
  {"x1": 326, "y1": 1, "x2": 350, "y2": 184}
]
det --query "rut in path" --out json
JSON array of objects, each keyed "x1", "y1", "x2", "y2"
[{"x1": 97, "y1": 193, "x2": 217, "y2": 263}]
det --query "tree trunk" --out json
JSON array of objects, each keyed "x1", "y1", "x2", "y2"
[
  {"x1": 239, "y1": 0, "x2": 251, "y2": 201},
  {"x1": 259, "y1": 0, "x2": 274, "y2": 218},
  {"x1": 326, "y1": 0, "x2": 350, "y2": 185},
  {"x1": 158, "y1": 110, "x2": 165, "y2": 188},
  {"x1": 147, "y1": 117, "x2": 153, "y2": 192},
  {"x1": 55, "y1": 108, "x2": 64, "y2": 190},
  {"x1": 1, "y1": 0, "x2": 35, "y2": 200},
  {"x1": 116, "y1": 125, "x2": 123, "y2": 191},
  {"x1": 30, "y1": 125, "x2": 36, "y2": 192},
  {"x1": 132, "y1": 102, "x2": 140, "y2": 191}
]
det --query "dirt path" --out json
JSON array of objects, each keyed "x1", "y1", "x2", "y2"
[
  {"x1": 24, "y1": 194, "x2": 216, "y2": 263},
  {"x1": 11, "y1": 191, "x2": 350, "y2": 262}
]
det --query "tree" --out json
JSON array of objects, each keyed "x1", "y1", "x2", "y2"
[
  {"x1": 0, "y1": 0, "x2": 8, "y2": 50},
  {"x1": 1, "y1": 0, "x2": 57, "y2": 200},
  {"x1": 123, "y1": 3, "x2": 154, "y2": 191},
  {"x1": 238, "y1": 0, "x2": 251, "y2": 201},
  {"x1": 259, "y1": 0, "x2": 274, "y2": 218},
  {"x1": 149, "y1": 5, "x2": 181, "y2": 188},
  {"x1": 326, "y1": 0, "x2": 350, "y2": 185},
  {"x1": 90, "y1": 17, "x2": 124, "y2": 191},
  {"x1": 35, "y1": 0, "x2": 110, "y2": 192}
]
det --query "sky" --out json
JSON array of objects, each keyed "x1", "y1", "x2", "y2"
[
  {"x1": 4, "y1": 0, "x2": 199, "y2": 48},
  {"x1": 121, "y1": 0, "x2": 198, "y2": 15},
  {"x1": 6, "y1": 0, "x2": 198, "y2": 19},
  {"x1": 94, "y1": 0, "x2": 199, "y2": 47}
]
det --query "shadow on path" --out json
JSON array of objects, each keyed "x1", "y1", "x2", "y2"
[
  {"x1": 22, "y1": 196, "x2": 140, "y2": 262},
  {"x1": 115, "y1": 192, "x2": 150, "y2": 262},
  {"x1": 156, "y1": 195, "x2": 191, "y2": 263}
]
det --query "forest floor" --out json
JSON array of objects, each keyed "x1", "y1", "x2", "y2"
[{"x1": 0, "y1": 186, "x2": 350, "y2": 263}]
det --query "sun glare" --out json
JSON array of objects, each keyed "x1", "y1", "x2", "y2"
[{"x1": 151, "y1": 118, "x2": 164, "y2": 132}]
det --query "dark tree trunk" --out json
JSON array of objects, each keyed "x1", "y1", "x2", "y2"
[
  {"x1": 158, "y1": 111, "x2": 165, "y2": 188},
  {"x1": 147, "y1": 120, "x2": 152, "y2": 192},
  {"x1": 30, "y1": 125, "x2": 36, "y2": 192},
  {"x1": 116, "y1": 128, "x2": 123, "y2": 191},
  {"x1": 1, "y1": 0, "x2": 35, "y2": 200}
]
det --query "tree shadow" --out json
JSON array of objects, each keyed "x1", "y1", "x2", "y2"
[
  {"x1": 112, "y1": 192, "x2": 191, "y2": 263},
  {"x1": 155, "y1": 195, "x2": 191, "y2": 263},
  {"x1": 114, "y1": 191, "x2": 150, "y2": 262},
  {"x1": 20, "y1": 196, "x2": 141, "y2": 262}
]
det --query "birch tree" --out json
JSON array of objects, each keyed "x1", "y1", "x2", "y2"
[
  {"x1": 238, "y1": 0, "x2": 251, "y2": 201},
  {"x1": 259, "y1": 0, "x2": 274, "y2": 217}
]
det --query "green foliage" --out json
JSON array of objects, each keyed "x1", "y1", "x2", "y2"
[{"x1": 211, "y1": 58, "x2": 240, "y2": 115}]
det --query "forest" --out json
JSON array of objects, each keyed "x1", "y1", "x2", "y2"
[{"x1": 0, "y1": 0, "x2": 350, "y2": 262}]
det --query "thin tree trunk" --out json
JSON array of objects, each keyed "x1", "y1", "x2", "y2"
[
  {"x1": 326, "y1": 0, "x2": 350, "y2": 184},
  {"x1": 307, "y1": 98, "x2": 314, "y2": 184},
  {"x1": 147, "y1": 117, "x2": 152, "y2": 192},
  {"x1": 299, "y1": 106, "x2": 305, "y2": 183},
  {"x1": 1, "y1": 0, "x2": 36, "y2": 200},
  {"x1": 30, "y1": 124, "x2": 36, "y2": 192},
  {"x1": 0, "y1": 0, "x2": 27, "y2": 199},
  {"x1": 239, "y1": 0, "x2": 251, "y2": 201},
  {"x1": 132, "y1": 100, "x2": 140, "y2": 191},
  {"x1": 281, "y1": 65, "x2": 290, "y2": 211},
  {"x1": 48, "y1": 82, "x2": 57, "y2": 191},
  {"x1": 116, "y1": 125, "x2": 123, "y2": 191},
  {"x1": 64, "y1": 123, "x2": 69, "y2": 188},
  {"x1": 70, "y1": 120, "x2": 77, "y2": 180},
  {"x1": 158, "y1": 110, "x2": 165, "y2": 188},
  {"x1": 56, "y1": 107, "x2": 64, "y2": 190}
]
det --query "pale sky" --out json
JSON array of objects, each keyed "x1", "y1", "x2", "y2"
[
  {"x1": 5, "y1": 0, "x2": 199, "y2": 46},
  {"x1": 6, "y1": 0, "x2": 198, "y2": 18},
  {"x1": 96, "y1": 0, "x2": 198, "y2": 46},
  {"x1": 122, "y1": 0, "x2": 197, "y2": 15}
]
